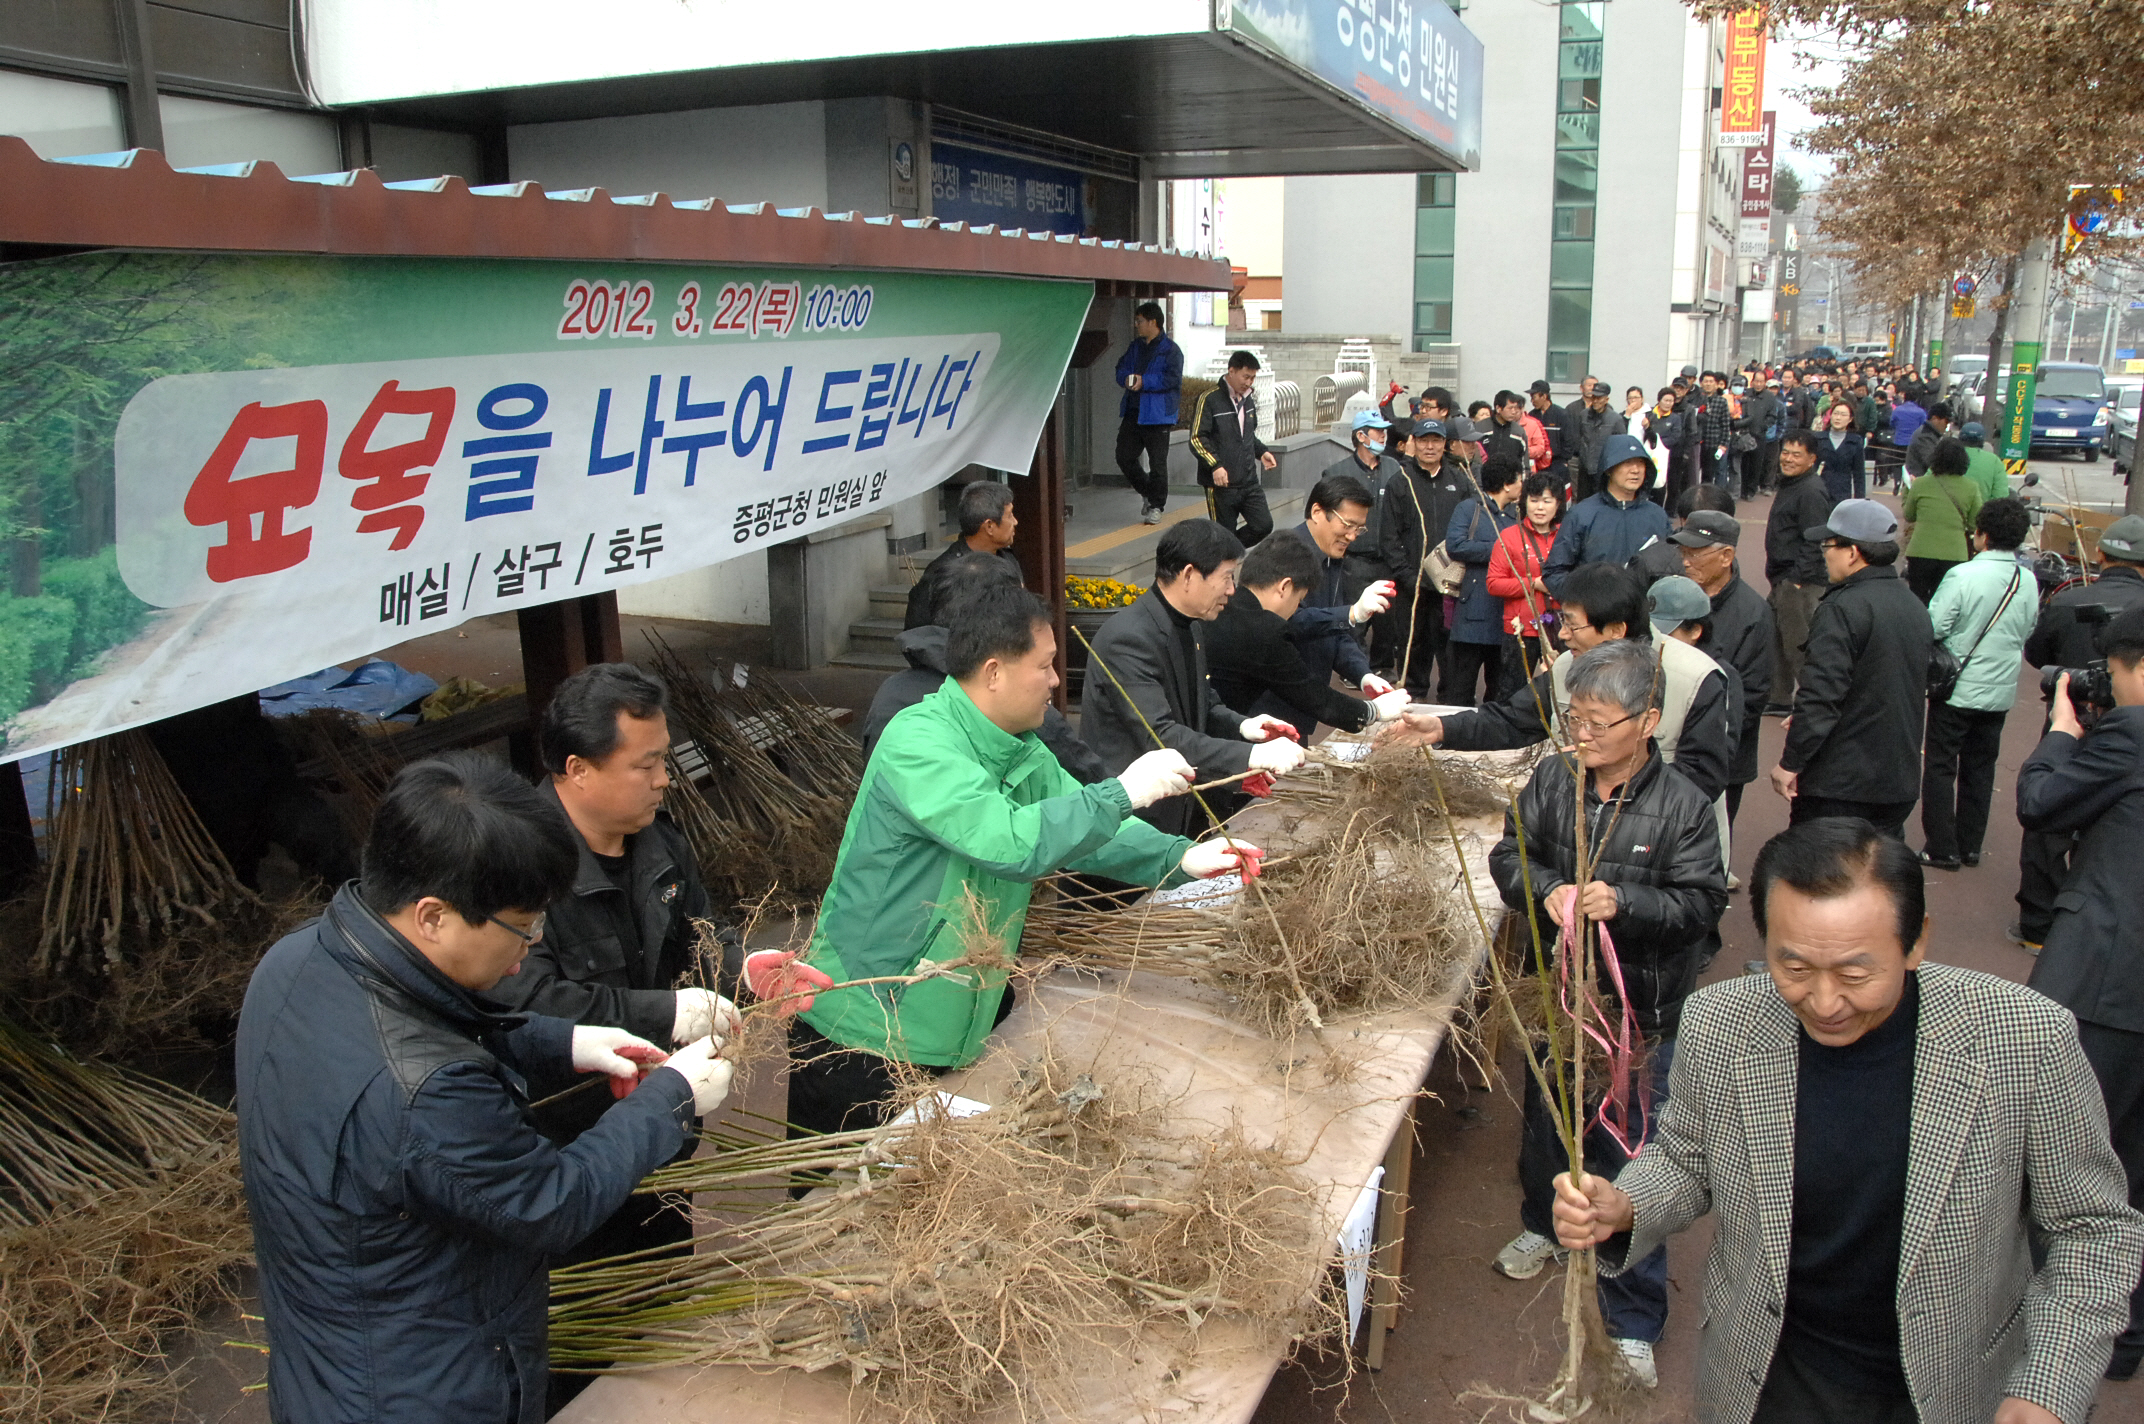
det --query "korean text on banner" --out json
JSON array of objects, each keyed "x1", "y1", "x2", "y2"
[
  {"x1": 0, "y1": 253, "x2": 1091, "y2": 764},
  {"x1": 1719, "y1": 8, "x2": 1768, "y2": 148},
  {"x1": 1223, "y1": 0, "x2": 1486, "y2": 171},
  {"x1": 2000, "y1": 342, "x2": 2042, "y2": 462},
  {"x1": 1736, "y1": 112, "x2": 1777, "y2": 259}
]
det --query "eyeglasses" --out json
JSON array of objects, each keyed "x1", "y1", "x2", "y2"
[
  {"x1": 487, "y1": 912, "x2": 547, "y2": 944},
  {"x1": 1557, "y1": 706, "x2": 1641, "y2": 738},
  {"x1": 1331, "y1": 512, "x2": 1370, "y2": 534}
]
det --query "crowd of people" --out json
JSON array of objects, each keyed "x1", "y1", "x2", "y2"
[{"x1": 226, "y1": 306, "x2": 2144, "y2": 1424}]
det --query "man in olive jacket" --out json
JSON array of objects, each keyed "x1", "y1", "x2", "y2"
[
  {"x1": 789, "y1": 584, "x2": 1260, "y2": 1137},
  {"x1": 1771, "y1": 499, "x2": 1932, "y2": 839}
]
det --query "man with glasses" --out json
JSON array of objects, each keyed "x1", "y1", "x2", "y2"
[
  {"x1": 490, "y1": 663, "x2": 818, "y2": 1305},
  {"x1": 236, "y1": 753, "x2": 737, "y2": 1422},
  {"x1": 1284, "y1": 473, "x2": 1398, "y2": 703},
  {"x1": 1487, "y1": 638, "x2": 1729, "y2": 1387},
  {"x1": 1769, "y1": 500, "x2": 1934, "y2": 839}
]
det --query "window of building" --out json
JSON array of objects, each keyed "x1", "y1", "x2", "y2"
[
  {"x1": 1412, "y1": 170, "x2": 1456, "y2": 352},
  {"x1": 1546, "y1": 0, "x2": 1605, "y2": 383}
]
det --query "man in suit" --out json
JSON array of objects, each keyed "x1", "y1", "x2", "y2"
[
  {"x1": 1554, "y1": 818, "x2": 2143, "y2": 1424},
  {"x1": 2022, "y1": 605, "x2": 2144, "y2": 1379},
  {"x1": 1078, "y1": 518, "x2": 1304, "y2": 836}
]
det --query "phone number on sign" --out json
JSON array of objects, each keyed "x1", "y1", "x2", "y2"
[{"x1": 559, "y1": 278, "x2": 874, "y2": 342}]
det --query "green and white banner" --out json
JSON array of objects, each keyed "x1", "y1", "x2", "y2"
[{"x1": 0, "y1": 253, "x2": 1090, "y2": 761}]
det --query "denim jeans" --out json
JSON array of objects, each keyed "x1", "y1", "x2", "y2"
[{"x1": 1518, "y1": 1035, "x2": 1679, "y2": 1342}]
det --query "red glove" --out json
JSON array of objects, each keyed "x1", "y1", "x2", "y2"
[
  {"x1": 1237, "y1": 846, "x2": 1267, "y2": 881},
  {"x1": 1240, "y1": 772, "x2": 1275, "y2": 798},
  {"x1": 744, "y1": 950, "x2": 836, "y2": 1016},
  {"x1": 605, "y1": 1044, "x2": 669, "y2": 1100}
]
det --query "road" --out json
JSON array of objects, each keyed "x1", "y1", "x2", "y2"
[{"x1": 1252, "y1": 474, "x2": 2144, "y2": 1424}]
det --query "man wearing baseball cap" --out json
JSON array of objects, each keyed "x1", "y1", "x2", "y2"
[
  {"x1": 1769, "y1": 499, "x2": 1935, "y2": 839},
  {"x1": 1672, "y1": 510, "x2": 1774, "y2": 833},
  {"x1": 1957, "y1": 420, "x2": 2011, "y2": 506}
]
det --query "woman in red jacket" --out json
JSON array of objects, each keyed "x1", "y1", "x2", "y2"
[{"x1": 1486, "y1": 471, "x2": 1564, "y2": 695}]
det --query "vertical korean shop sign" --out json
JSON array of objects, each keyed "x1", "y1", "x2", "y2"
[
  {"x1": 1736, "y1": 113, "x2": 1776, "y2": 259},
  {"x1": 1719, "y1": 8, "x2": 1768, "y2": 148},
  {"x1": 0, "y1": 253, "x2": 1090, "y2": 762}
]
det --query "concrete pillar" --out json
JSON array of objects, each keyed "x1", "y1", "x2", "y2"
[{"x1": 1013, "y1": 400, "x2": 1069, "y2": 707}]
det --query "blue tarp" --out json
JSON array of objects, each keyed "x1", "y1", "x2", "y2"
[{"x1": 258, "y1": 660, "x2": 439, "y2": 721}]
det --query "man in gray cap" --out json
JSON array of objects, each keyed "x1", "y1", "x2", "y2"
[
  {"x1": 2012, "y1": 512, "x2": 2144, "y2": 949},
  {"x1": 1673, "y1": 510, "x2": 1774, "y2": 830},
  {"x1": 1769, "y1": 499, "x2": 1934, "y2": 839}
]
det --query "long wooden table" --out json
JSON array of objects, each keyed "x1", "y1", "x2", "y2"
[{"x1": 559, "y1": 761, "x2": 1510, "y2": 1424}]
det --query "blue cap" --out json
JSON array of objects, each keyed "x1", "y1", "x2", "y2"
[
  {"x1": 1416, "y1": 418, "x2": 1448, "y2": 438},
  {"x1": 1351, "y1": 409, "x2": 1392, "y2": 432},
  {"x1": 1599, "y1": 433, "x2": 1650, "y2": 472}
]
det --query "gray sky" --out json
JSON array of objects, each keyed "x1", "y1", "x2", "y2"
[{"x1": 1771, "y1": 26, "x2": 1849, "y2": 186}]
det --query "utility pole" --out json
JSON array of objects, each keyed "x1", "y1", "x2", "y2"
[{"x1": 1998, "y1": 236, "x2": 2053, "y2": 471}]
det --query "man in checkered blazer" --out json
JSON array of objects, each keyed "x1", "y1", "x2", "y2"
[{"x1": 1554, "y1": 818, "x2": 2143, "y2": 1424}]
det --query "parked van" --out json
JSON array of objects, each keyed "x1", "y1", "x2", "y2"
[{"x1": 2030, "y1": 362, "x2": 2112, "y2": 461}]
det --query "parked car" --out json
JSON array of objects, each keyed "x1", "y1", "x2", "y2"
[
  {"x1": 2030, "y1": 361, "x2": 2113, "y2": 461},
  {"x1": 1845, "y1": 340, "x2": 1892, "y2": 359},
  {"x1": 2108, "y1": 377, "x2": 2144, "y2": 473},
  {"x1": 1946, "y1": 353, "x2": 1989, "y2": 394},
  {"x1": 1790, "y1": 344, "x2": 1841, "y2": 363}
]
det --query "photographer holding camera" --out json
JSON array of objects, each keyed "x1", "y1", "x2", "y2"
[
  {"x1": 2020, "y1": 603, "x2": 2144, "y2": 1381},
  {"x1": 2013, "y1": 515, "x2": 2144, "y2": 950}
]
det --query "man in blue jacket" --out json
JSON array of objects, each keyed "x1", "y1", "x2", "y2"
[
  {"x1": 1544, "y1": 433, "x2": 1673, "y2": 596},
  {"x1": 236, "y1": 753, "x2": 736, "y2": 1423},
  {"x1": 1114, "y1": 301, "x2": 1183, "y2": 524}
]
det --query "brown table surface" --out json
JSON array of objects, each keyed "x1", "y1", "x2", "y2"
[{"x1": 559, "y1": 760, "x2": 1510, "y2": 1424}]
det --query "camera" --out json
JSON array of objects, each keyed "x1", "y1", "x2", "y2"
[{"x1": 2041, "y1": 661, "x2": 2117, "y2": 712}]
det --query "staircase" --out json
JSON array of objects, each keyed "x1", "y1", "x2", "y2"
[{"x1": 829, "y1": 581, "x2": 914, "y2": 671}]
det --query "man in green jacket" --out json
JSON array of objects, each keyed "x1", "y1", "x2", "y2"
[
  {"x1": 1958, "y1": 421, "x2": 2013, "y2": 505},
  {"x1": 787, "y1": 583, "x2": 1261, "y2": 1136}
]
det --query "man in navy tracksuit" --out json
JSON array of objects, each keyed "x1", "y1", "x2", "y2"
[{"x1": 1113, "y1": 300, "x2": 1184, "y2": 524}]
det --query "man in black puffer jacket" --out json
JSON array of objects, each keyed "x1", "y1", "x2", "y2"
[{"x1": 1486, "y1": 637, "x2": 1728, "y2": 1379}]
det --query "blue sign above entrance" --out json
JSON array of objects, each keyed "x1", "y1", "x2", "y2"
[
  {"x1": 1223, "y1": 0, "x2": 1485, "y2": 170},
  {"x1": 929, "y1": 142, "x2": 1091, "y2": 237}
]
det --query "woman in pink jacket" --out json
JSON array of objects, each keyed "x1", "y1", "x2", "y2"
[{"x1": 1485, "y1": 471, "x2": 1564, "y2": 692}]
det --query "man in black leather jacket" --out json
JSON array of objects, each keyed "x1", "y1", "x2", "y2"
[
  {"x1": 1487, "y1": 638, "x2": 1728, "y2": 1378},
  {"x1": 2021, "y1": 605, "x2": 2144, "y2": 1380}
]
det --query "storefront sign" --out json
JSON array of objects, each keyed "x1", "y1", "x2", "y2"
[
  {"x1": 0, "y1": 253, "x2": 1089, "y2": 760},
  {"x1": 1736, "y1": 113, "x2": 1776, "y2": 259},
  {"x1": 1719, "y1": 9, "x2": 1768, "y2": 148},
  {"x1": 928, "y1": 142, "x2": 1090, "y2": 236},
  {"x1": 1224, "y1": 0, "x2": 1486, "y2": 170}
]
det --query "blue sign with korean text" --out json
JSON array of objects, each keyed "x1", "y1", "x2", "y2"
[
  {"x1": 1224, "y1": 0, "x2": 1484, "y2": 170},
  {"x1": 929, "y1": 142, "x2": 1091, "y2": 236}
]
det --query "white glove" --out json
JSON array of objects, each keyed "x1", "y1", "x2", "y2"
[
  {"x1": 1360, "y1": 673, "x2": 1395, "y2": 698},
  {"x1": 1367, "y1": 689, "x2": 1411, "y2": 722},
  {"x1": 1239, "y1": 714, "x2": 1298, "y2": 743},
  {"x1": 571, "y1": 1025, "x2": 665, "y2": 1080},
  {"x1": 1180, "y1": 838, "x2": 1264, "y2": 879},
  {"x1": 661, "y1": 1036, "x2": 735, "y2": 1116},
  {"x1": 670, "y1": 987, "x2": 742, "y2": 1046},
  {"x1": 1247, "y1": 737, "x2": 1306, "y2": 775},
  {"x1": 1115, "y1": 749, "x2": 1195, "y2": 809},
  {"x1": 1349, "y1": 579, "x2": 1397, "y2": 625}
]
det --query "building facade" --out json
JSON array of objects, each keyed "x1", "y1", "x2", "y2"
[{"x1": 1282, "y1": 0, "x2": 1739, "y2": 398}]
